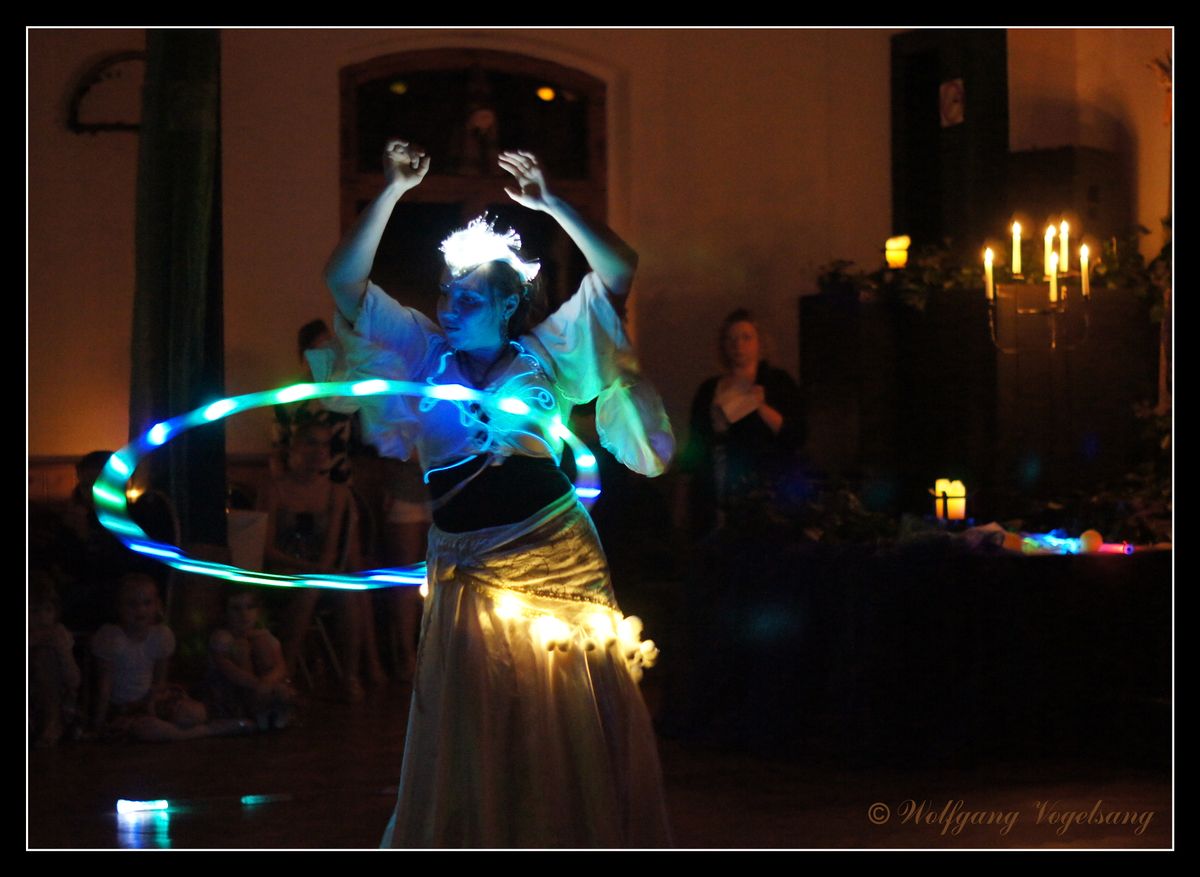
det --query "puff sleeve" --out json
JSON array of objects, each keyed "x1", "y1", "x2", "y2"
[{"x1": 527, "y1": 274, "x2": 674, "y2": 477}]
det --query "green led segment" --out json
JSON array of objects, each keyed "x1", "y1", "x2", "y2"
[
  {"x1": 274, "y1": 383, "x2": 317, "y2": 403},
  {"x1": 203, "y1": 399, "x2": 237, "y2": 421},
  {"x1": 106, "y1": 453, "x2": 131, "y2": 477},
  {"x1": 426, "y1": 383, "x2": 476, "y2": 401},
  {"x1": 351, "y1": 379, "x2": 389, "y2": 395},
  {"x1": 92, "y1": 482, "x2": 129, "y2": 510}
]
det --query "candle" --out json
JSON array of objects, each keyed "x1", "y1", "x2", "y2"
[
  {"x1": 947, "y1": 480, "x2": 966, "y2": 521},
  {"x1": 1044, "y1": 226, "x2": 1056, "y2": 277},
  {"x1": 1011, "y1": 222, "x2": 1022, "y2": 275},
  {"x1": 1059, "y1": 220, "x2": 1069, "y2": 273},
  {"x1": 984, "y1": 248, "x2": 994, "y2": 300},
  {"x1": 1080, "y1": 244, "x2": 1090, "y2": 297},
  {"x1": 1049, "y1": 251, "x2": 1059, "y2": 303},
  {"x1": 885, "y1": 235, "x2": 910, "y2": 269},
  {"x1": 934, "y1": 478, "x2": 951, "y2": 520}
]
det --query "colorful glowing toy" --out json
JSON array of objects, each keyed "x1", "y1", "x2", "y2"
[
  {"x1": 93, "y1": 379, "x2": 602, "y2": 592},
  {"x1": 116, "y1": 799, "x2": 169, "y2": 814},
  {"x1": 1019, "y1": 529, "x2": 1135, "y2": 555}
]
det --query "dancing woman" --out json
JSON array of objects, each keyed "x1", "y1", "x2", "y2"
[{"x1": 318, "y1": 140, "x2": 673, "y2": 847}]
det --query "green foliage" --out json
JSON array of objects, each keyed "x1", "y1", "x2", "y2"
[{"x1": 818, "y1": 242, "x2": 987, "y2": 312}]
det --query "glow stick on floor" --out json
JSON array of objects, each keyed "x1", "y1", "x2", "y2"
[{"x1": 116, "y1": 799, "x2": 169, "y2": 814}]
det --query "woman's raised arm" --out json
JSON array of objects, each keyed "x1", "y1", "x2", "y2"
[
  {"x1": 325, "y1": 140, "x2": 430, "y2": 323},
  {"x1": 499, "y1": 151, "x2": 638, "y2": 298}
]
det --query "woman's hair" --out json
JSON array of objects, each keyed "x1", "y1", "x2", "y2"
[
  {"x1": 716, "y1": 307, "x2": 761, "y2": 372},
  {"x1": 476, "y1": 260, "x2": 546, "y2": 339}
]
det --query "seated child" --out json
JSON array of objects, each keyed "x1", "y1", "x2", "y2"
[
  {"x1": 206, "y1": 588, "x2": 296, "y2": 730},
  {"x1": 29, "y1": 570, "x2": 81, "y2": 747},
  {"x1": 91, "y1": 573, "x2": 250, "y2": 742}
]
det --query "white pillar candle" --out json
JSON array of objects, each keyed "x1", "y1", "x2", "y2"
[
  {"x1": 984, "y1": 248, "x2": 994, "y2": 300},
  {"x1": 1049, "y1": 251, "x2": 1059, "y2": 303},
  {"x1": 934, "y1": 478, "x2": 951, "y2": 520},
  {"x1": 1044, "y1": 226, "x2": 1056, "y2": 277},
  {"x1": 1059, "y1": 220, "x2": 1069, "y2": 273},
  {"x1": 1012, "y1": 222, "x2": 1022, "y2": 275},
  {"x1": 948, "y1": 481, "x2": 967, "y2": 521}
]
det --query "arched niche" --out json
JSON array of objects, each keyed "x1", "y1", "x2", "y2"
[{"x1": 340, "y1": 48, "x2": 608, "y2": 314}]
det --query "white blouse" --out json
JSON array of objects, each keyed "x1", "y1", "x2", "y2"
[{"x1": 310, "y1": 272, "x2": 673, "y2": 480}]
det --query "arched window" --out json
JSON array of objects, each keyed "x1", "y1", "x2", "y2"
[{"x1": 340, "y1": 49, "x2": 607, "y2": 316}]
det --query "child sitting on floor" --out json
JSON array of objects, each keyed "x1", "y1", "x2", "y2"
[
  {"x1": 205, "y1": 588, "x2": 296, "y2": 730},
  {"x1": 91, "y1": 573, "x2": 251, "y2": 742},
  {"x1": 29, "y1": 570, "x2": 81, "y2": 747}
]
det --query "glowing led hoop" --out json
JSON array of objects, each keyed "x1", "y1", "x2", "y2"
[{"x1": 95, "y1": 380, "x2": 602, "y2": 591}]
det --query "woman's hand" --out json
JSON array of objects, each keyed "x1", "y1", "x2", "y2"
[
  {"x1": 499, "y1": 151, "x2": 554, "y2": 212},
  {"x1": 501, "y1": 149, "x2": 637, "y2": 297},
  {"x1": 384, "y1": 140, "x2": 431, "y2": 191},
  {"x1": 326, "y1": 139, "x2": 428, "y2": 321}
]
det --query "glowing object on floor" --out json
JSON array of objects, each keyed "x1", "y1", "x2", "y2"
[
  {"x1": 117, "y1": 799, "x2": 169, "y2": 814},
  {"x1": 94, "y1": 379, "x2": 601, "y2": 592},
  {"x1": 240, "y1": 794, "x2": 292, "y2": 806},
  {"x1": 1019, "y1": 530, "x2": 1135, "y2": 555}
]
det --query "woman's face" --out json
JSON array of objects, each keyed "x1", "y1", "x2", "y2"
[
  {"x1": 437, "y1": 266, "x2": 517, "y2": 353},
  {"x1": 722, "y1": 320, "x2": 760, "y2": 372}
]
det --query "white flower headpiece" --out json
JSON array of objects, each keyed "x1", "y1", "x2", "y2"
[{"x1": 440, "y1": 217, "x2": 541, "y2": 283}]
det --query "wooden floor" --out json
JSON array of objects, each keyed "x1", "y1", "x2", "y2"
[{"x1": 27, "y1": 675, "x2": 1171, "y2": 850}]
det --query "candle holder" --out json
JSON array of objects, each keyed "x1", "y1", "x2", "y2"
[{"x1": 988, "y1": 279, "x2": 1091, "y2": 353}]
